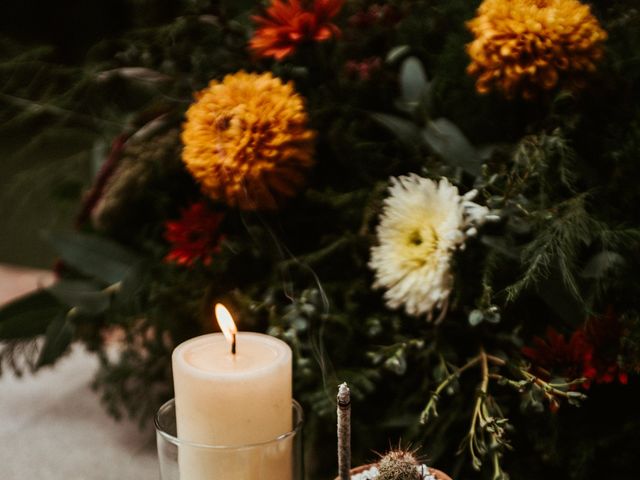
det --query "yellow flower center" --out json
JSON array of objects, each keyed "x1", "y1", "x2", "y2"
[{"x1": 402, "y1": 226, "x2": 440, "y2": 269}]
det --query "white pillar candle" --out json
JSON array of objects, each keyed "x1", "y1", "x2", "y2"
[{"x1": 172, "y1": 305, "x2": 293, "y2": 479}]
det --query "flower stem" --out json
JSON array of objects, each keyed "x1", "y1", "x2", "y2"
[{"x1": 420, "y1": 355, "x2": 482, "y2": 423}]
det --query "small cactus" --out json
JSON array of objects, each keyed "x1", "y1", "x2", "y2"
[{"x1": 377, "y1": 449, "x2": 421, "y2": 480}]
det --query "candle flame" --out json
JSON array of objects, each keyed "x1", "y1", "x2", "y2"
[{"x1": 215, "y1": 303, "x2": 238, "y2": 344}]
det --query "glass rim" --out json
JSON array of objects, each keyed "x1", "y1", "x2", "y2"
[{"x1": 155, "y1": 398, "x2": 304, "y2": 450}]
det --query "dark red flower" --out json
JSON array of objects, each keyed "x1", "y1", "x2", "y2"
[
  {"x1": 522, "y1": 327, "x2": 593, "y2": 382},
  {"x1": 347, "y1": 3, "x2": 401, "y2": 29},
  {"x1": 249, "y1": 0, "x2": 344, "y2": 60},
  {"x1": 164, "y1": 202, "x2": 224, "y2": 267},
  {"x1": 583, "y1": 309, "x2": 629, "y2": 385},
  {"x1": 523, "y1": 310, "x2": 630, "y2": 390},
  {"x1": 345, "y1": 57, "x2": 382, "y2": 81}
]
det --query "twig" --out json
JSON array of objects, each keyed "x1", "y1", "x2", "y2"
[
  {"x1": 337, "y1": 382, "x2": 351, "y2": 480},
  {"x1": 420, "y1": 355, "x2": 482, "y2": 423},
  {"x1": 467, "y1": 348, "x2": 489, "y2": 464},
  {"x1": 519, "y1": 369, "x2": 587, "y2": 401},
  {"x1": 486, "y1": 354, "x2": 506, "y2": 366}
]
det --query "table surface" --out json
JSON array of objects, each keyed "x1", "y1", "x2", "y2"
[
  {"x1": 0, "y1": 346, "x2": 159, "y2": 480},
  {"x1": 0, "y1": 264, "x2": 158, "y2": 479}
]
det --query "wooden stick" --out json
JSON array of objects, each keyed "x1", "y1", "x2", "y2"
[{"x1": 337, "y1": 382, "x2": 351, "y2": 480}]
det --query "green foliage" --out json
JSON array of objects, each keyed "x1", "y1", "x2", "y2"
[
  {"x1": 0, "y1": 290, "x2": 62, "y2": 339},
  {"x1": 37, "y1": 315, "x2": 75, "y2": 368},
  {"x1": 1, "y1": 1, "x2": 640, "y2": 479},
  {"x1": 373, "y1": 56, "x2": 484, "y2": 176},
  {"x1": 506, "y1": 193, "x2": 598, "y2": 302},
  {"x1": 0, "y1": 290, "x2": 66, "y2": 374},
  {"x1": 45, "y1": 231, "x2": 141, "y2": 284}
]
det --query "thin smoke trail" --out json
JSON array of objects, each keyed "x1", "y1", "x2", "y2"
[{"x1": 238, "y1": 187, "x2": 337, "y2": 400}]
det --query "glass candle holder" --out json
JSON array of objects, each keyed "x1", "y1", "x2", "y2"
[{"x1": 155, "y1": 398, "x2": 304, "y2": 480}]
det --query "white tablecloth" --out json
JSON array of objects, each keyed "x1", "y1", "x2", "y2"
[{"x1": 0, "y1": 346, "x2": 158, "y2": 480}]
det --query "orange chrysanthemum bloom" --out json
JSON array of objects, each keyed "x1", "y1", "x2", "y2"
[
  {"x1": 466, "y1": 0, "x2": 607, "y2": 100},
  {"x1": 181, "y1": 71, "x2": 315, "y2": 210},
  {"x1": 250, "y1": 0, "x2": 344, "y2": 60}
]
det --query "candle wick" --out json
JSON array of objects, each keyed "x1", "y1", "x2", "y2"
[{"x1": 231, "y1": 333, "x2": 237, "y2": 355}]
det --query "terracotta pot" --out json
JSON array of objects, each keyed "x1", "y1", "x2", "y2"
[{"x1": 335, "y1": 463, "x2": 453, "y2": 480}]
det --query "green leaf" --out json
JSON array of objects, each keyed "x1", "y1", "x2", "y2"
[
  {"x1": 469, "y1": 309, "x2": 484, "y2": 326},
  {"x1": 36, "y1": 314, "x2": 75, "y2": 368},
  {"x1": 113, "y1": 260, "x2": 149, "y2": 309},
  {"x1": 384, "y1": 350, "x2": 407, "y2": 375},
  {"x1": 48, "y1": 280, "x2": 111, "y2": 314},
  {"x1": 45, "y1": 231, "x2": 141, "y2": 284},
  {"x1": 370, "y1": 112, "x2": 421, "y2": 147},
  {"x1": 422, "y1": 118, "x2": 481, "y2": 175},
  {"x1": 0, "y1": 290, "x2": 63, "y2": 339},
  {"x1": 400, "y1": 56, "x2": 429, "y2": 107},
  {"x1": 386, "y1": 45, "x2": 410, "y2": 64}
]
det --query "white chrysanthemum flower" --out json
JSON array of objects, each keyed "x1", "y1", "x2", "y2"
[{"x1": 369, "y1": 174, "x2": 489, "y2": 319}]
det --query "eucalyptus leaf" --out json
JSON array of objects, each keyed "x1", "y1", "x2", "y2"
[
  {"x1": 469, "y1": 309, "x2": 484, "y2": 326},
  {"x1": 36, "y1": 314, "x2": 75, "y2": 368},
  {"x1": 422, "y1": 118, "x2": 481, "y2": 176},
  {"x1": 386, "y1": 45, "x2": 410, "y2": 64},
  {"x1": 400, "y1": 56, "x2": 430, "y2": 107},
  {"x1": 393, "y1": 98, "x2": 416, "y2": 115},
  {"x1": 384, "y1": 352, "x2": 407, "y2": 375},
  {"x1": 48, "y1": 280, "x2": 111, "y2": 314},
  {"x1": 114, "y1": 261, "x2": 148, "y2": 311},
  {"x1": 370, "y1": 112, "x2": 421, "y2": 147},
  {"x1": 0, "y1": 290, "x2": 63, "y2": 339},
  {"x1": 45, "y1": 231, "x2": 141, "y2": 284}
]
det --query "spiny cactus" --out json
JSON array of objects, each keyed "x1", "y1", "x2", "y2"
[{"x1": 377, "y1": 449, "x2": 422, "y2": 480}]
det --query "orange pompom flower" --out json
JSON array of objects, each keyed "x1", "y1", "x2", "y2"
[
  {"x1": 250, "y1": 0, "x2": 344, "y2": 60},
  {"x1": 466, "y1": 0, "x2": 607, "y2": 100},
  {"x1": 181, "y1": 71, "x2": 315, "y2": 210}
]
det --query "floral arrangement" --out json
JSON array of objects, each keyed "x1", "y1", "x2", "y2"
[{"x1": 1, "y1": 0, "x2": 640, "y2": 478}]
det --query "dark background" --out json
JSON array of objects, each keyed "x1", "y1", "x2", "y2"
[{"x1": 0, "y1": 0, "x2": 174, "y2": 267}]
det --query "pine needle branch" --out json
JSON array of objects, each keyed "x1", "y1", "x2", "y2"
[{"x1": 506, "y1": 193, "x2": 599, "y2": 302}]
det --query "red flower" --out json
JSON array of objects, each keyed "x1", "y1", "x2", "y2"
[
  {"x1": 523, "y1": 311, "x2": 630, "y2": 390},
  {"x1": 164, "y1": 202, "x2": 224, "y2": 267},
  {"x1": 250, "y1": 0, "x2": 344, "y2": 60},
  {"x1": 583, "y1": 309, "x2": 629, "y2": 386},
  {"x1": 522, "y1": 327, "x2": 593, "y2": 382},
  {"x1": 347, "y1": 3, "x2": 401, "y2": 29},
  {"x1": 345, "y1": 57, "x2": 382, "y2": 81}
]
